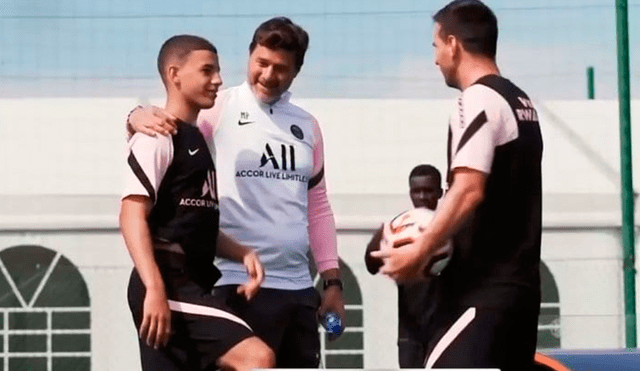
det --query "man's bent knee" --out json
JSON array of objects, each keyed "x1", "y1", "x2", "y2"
[{"x1": 218, "y1": 336, "x2": 275, "y2": 371}]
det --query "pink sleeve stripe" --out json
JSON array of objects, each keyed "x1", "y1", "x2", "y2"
[
  {"x1": 308, "y1": 176, "x2": 339, "y2": 272},
  {"x1": 311, "y1": 118, "x2": 324, "y2": 177}
]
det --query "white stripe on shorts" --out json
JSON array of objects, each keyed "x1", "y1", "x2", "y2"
[
  {"x1": 425, "y1": 306, "x2": 476, "y2": 369},
  {"x1": 167, "y1": 299, "x2": 252, "y2": 331}
]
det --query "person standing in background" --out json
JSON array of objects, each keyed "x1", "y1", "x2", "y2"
[{"x1": 365, "y1": 164, "x2": 443, "y2": 368}]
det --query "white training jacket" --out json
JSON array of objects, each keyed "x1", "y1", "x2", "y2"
[{"x1": 198, "y1": 82, "x2": 338, "y2": 290}]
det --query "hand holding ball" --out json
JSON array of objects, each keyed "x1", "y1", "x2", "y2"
[{"x1": 380, "y1": 208, "x2": 452, "y2": 276}]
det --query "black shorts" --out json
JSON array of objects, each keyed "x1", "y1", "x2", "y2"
[
  {"x1": 425, "y1": 303, "x2": 539, "y2": 371},
  {"x1": 215, "y1": 285, "x2": 321, "y2": 368},
  {"x1": 397, "y1": 281, "x2": 438, "y2": 368},
  {"x1": 127, "y1": 252, "x2": 254, "y2": 371},
  {"x1": 398, "y1": 337, "x2": 427, "y2": 369}
]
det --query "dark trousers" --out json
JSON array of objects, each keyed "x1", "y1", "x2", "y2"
[
  {"x1": 397, "y1": 281, "x2": 437, "y2": 368},
  {"x1": 216, "y1": 285, "x2": 321, "y2": 368}
]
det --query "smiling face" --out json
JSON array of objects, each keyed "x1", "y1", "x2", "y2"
[
  {"x1": 247, "y1": 45, "x2": 298, "y2": 104},
  {"x1": 175, "y1": 49, "x2": 222, "y2": 110},
  {"x1": 433, "y1": 22, "x2": 459, "y2": 89}
]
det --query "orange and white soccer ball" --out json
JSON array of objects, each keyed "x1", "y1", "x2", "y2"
[{"x1": 380, "y1": 208, "x2": 453, "y2": 276}]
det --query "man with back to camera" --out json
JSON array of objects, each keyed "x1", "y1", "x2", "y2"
[
  {"x1": 127, "y1": 17, "x2": 345, "y2": 368},
  {"x1": 372, "y1": 1, "x2": 543, "y2": 370},
  {"x1": 120, "y1": 34, "x2": 274, "y2": 371},
  {"x1": 365, "y1": 164, "x2": 443, "y2": 368}
]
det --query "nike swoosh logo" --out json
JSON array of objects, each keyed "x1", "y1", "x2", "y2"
[
  {"x1": 238, "y1": 120, "x2": 255, "y2": 126},
  {"x1": 188, "y1": 148, "x2": 200, "y2": 156}
]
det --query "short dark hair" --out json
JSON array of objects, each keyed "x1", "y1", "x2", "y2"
[
  {"x1": 249, "y1": 17, "x2": 309, "y2": 71},
  {"x1": 157, "y1": 35, "x2": 217, "y2": 83},
  {"x1": 409, "y1": 164, "x2": 442, "y2": 186},
  {"x1": 433, "y1": 0, "x2": 498, "y2": 59}
]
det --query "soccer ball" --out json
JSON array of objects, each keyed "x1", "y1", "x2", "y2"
[{"x1": 380, "y1": 208, "x2": 453, "y2": 276}]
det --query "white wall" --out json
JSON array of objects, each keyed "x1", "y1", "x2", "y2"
[
  {"x1": 0, "y1": 98, "x2": 638, "y2": 368},
  {"x1": 0, "y1": 230, "x2": 139, "y2": 371},
  {"x1": 2, "y1": 98, "x2": 638, "y2": 196}
]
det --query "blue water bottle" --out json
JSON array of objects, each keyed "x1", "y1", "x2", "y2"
[{"x1": 321, "y1": 312, "x2": 344, "y2": 339}]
